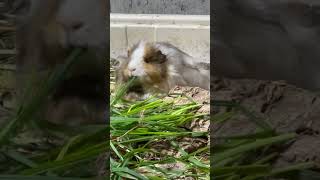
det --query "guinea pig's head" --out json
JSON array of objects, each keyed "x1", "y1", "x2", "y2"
[
  {"x1": 113, "y1": 56, "x2": 146, "y2": 99},
  {"x1": 127, "y1": 41, "x2": 168, "y2": 84}
]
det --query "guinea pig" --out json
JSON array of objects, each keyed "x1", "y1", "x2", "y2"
[{"x1": 125, "y1": 41, "x2": 210, "y2": 93}]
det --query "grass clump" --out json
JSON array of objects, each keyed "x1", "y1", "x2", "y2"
[
  {"x1": 0, "y1": 49, "x2": 108, "y2": 179},
  {"x1": 110, "y1": 78, "x2": 210, "y2": 179},
  {"x1": 211, "y1": 100, "x2": 316, "y2": 180}
]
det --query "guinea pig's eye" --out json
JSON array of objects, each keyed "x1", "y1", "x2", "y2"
[
  {"x1": 144, "y1": 57, "x2": 153, "y2": 63},
  {"x1": 154, "y1": 51, "x2": 167, "y2": 64},
  {"x1": 144, "y1": 50, "x2": 167, "y2": 64}
]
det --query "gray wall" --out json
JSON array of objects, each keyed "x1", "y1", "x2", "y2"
[{"x1": 110, "y1": 0, "x2": 209, "y2": 15}]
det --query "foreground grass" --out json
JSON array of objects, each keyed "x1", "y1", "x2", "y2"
[
  {"x1": 0, "y1": 51, "x2": 210, "y2": 179},
  {"x1": 110, "y1": 78, "x2": 210, "y2": 179},
  {"x1": 0, "y1": 49, "x2": 108, "y2": 179},
  {"x1": 212, "y1": 100, "x2": 317, "y2": 180}
]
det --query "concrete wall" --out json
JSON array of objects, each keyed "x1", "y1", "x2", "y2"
[
  {"x1": 110, "y1": 14, "x2": 210, "y2": 62},
  {"x1": 110, "y1": 0, "x2": 209, "y2": 15}
]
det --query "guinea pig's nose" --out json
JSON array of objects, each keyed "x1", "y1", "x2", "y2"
[{"x1": 130, "y1": 68, "x2": 136, "y2": 72}]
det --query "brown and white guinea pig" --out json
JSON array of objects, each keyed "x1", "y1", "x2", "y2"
[
  {"x1": 123, "y1": 40, "x2": 210, "y2": 93},
  {"x1": 113, "y1": 56, "x2": 150, "y2": 101}
]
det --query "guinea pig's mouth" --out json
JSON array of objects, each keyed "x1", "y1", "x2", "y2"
[
  {"x1": 129, "y1": 85, "x2": 145, "y2": 94},
  {"x1": 126, "y1": 77, "x2": 146, "y2": 95}
]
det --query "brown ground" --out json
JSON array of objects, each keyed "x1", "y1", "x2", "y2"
[
  {"x1": 168, "y1": 86, "x2": 210, "y2": 132},
  {"x1": 212, "y1": 77, "x2": 320, "y2": 167}
]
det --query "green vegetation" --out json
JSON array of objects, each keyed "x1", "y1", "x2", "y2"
[
  {"x1": 0, "y1": 49, "x2": 210, "y2": 179},
  {"x1": 110, "y1": 78, "x2": 210, "y2": 179},
  {"x1": 0, "y1": 49, "x2": 107, "y2": 179},
  {"x1": 211, "y1": 100, "x2": 316, "y2": 180}
]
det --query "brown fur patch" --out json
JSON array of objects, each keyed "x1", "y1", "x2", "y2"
[
  {"x1": 142, "y1": 43, "x2": 169, "y2": 92},
  {"x1": 143, "y1": 43, "x2": 167, "y2": 64}
]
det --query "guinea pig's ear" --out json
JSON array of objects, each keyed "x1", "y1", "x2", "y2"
[
  {"x1": 154, "y1": 50, "x2": 167, "y2": 64},
  {"x1": 144, "y1": 49, "x2": 167, "y2": 64}
]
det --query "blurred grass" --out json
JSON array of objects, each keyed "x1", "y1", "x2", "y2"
[
  {"x1": 0, "y1": 48, "x2": 108, "y2": 178},
  {"x1": 0, "y1": 6, "x2": 16, "y2": 109},
  {"x1": 211, "y1": 100, "x2": 317, "y2": 179},
  {"x1": 0, "y1": 4, "x2": 111, "y2": 175}
]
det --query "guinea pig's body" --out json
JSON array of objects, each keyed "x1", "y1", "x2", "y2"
[{"x1": 124, "y1": 41, "x2": 210, "y2": 94}]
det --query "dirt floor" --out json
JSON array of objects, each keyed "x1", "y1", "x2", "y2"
[
  {"x1": 212, "y1": 77, "x2": 320, "y2": 168},
  {"x1": 168, "y1": 86, "x2": 210, "y2": 132},
  {"x1": 165, "y1": 86, "x2": 210, "y2": 155}
]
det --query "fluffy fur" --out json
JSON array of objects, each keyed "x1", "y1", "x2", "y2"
[{"x1": 115, "y1": 41, "x2": 210, "y2": 99}]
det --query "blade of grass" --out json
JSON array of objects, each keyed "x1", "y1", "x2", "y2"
[
  {"x1": 0, "y1": 48, "x2": 84, "y2": 145},
  {"x1": 213, "y1": 133, "x2": 296, "y2": 163}
]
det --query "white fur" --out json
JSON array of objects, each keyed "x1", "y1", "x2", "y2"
[
  {"x1": 155, "y1": 42, "x2": 210, "y2": 90},
  {"x1": 127, "y1": 41, "x2": 210, "y2": 91},
  {"x1": 127, "y1": 41, "x2": 146, "y2": 77}
]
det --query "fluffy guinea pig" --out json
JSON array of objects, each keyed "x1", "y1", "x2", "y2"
[
  {"x1": 113, "y1": 41, "x2": 210, "y2": 101},
  {"x1": 126, "y1": 41, "x2": 170, "y2": 93},
  {"x1": 125, "y1": 41, "x2": 210, "y2": 92}
]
